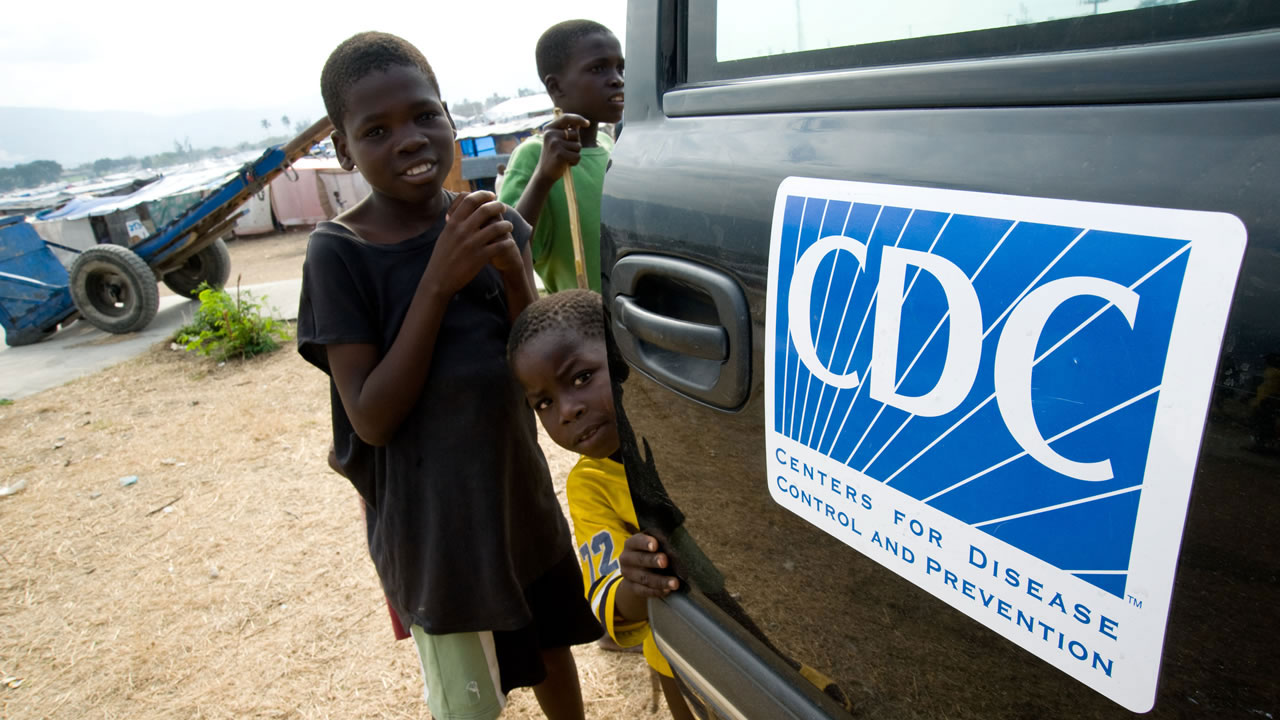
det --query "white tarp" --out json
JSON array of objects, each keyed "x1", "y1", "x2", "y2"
[
  {"x1": 316, "y1": 170, "x2": 371, "y2": 216},
  {"x1": 233, "y1": 186, "x2": 274, "y2": 236},
  {"x1": 235, "y1": 156, "x2": 370, "y2": 233},
  {"x1": 483, "y1": 93, "x2": 553, "y2": 122},
  {"x1": 457, "y1": 113, "x2": 555, "y2": 141},
  {"x1": 36, "y1": 159, "x2": 253, "y2": 221},
  {"x1": 33, "y1": 217, "x2": 96, "y2": 268}
]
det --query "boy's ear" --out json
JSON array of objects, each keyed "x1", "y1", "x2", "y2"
[
  {"x1": 543, "y1": 74, "x2": 564, "y2": 104},
  {"x1": 331, "y1": 130, "x2": 355, "y2": 171},
  {"x1": 442, "y1": 100, "x2": 457, "y2": 137}
]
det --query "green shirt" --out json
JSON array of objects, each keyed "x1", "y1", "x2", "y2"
[{"x1": 498, "y1": 133, "x2": 613, "y2": 294}]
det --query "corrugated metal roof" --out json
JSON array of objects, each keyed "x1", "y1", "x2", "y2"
[{"x1": 456, "y1": 113, "x2": 555, "y2": 141}]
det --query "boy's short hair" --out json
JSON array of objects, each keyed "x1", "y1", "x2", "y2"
[
  {"x1": 321, "y1": 31, "x2": 441, "y2": 134},
  {"x1": 508, "y1": 289, "x2": 604, "y2": 362},
  {"x1": 535, "y1": 19, "x2": 614, "y2": 81}
]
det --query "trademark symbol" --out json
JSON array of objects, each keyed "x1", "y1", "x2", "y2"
[{"x1": 1128, "y1": 595, "x2": 1143, "y2": 608}]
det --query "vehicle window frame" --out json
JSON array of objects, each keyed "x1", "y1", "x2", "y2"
[
  {"x1": 685, "y1": 0, "x2": 1280, "y2": 84},
  {"x1": 661, "y1": 0, "x2": 1280, "y2": 117}
]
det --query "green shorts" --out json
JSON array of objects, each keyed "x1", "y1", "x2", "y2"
[
  {"x1": 411, "y1": 626, "x2": 506, "y2": 720},
  {"x1": 410, "y1": 552, "x2": 602, "y2": 719}
]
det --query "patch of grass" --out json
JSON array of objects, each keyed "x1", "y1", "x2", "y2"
[
  {"x1": 0, "y1": 398, "x2": 12, "y2": 406},
  {"x1": 175, "y1": 280, "x2": 291, "y2": 362}
]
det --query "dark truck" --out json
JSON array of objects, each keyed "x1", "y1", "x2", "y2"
[{"x1": 600, "y1": 1, "x2": 1279, "y2": 718}]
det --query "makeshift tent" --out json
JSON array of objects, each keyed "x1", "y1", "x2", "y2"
[
  {"x1": 235, "y1": 156, "x2": 372, "y2": 234},
  {"x1": 316, "y1": 168, "x2": 370, "y2": 216},
  {"x1": 28, "y1": 153, "x2": 373, "y2": 254},
  {"x1": 32, "y1": 161, "x2": 246, "y2": 264},
  {"x1": 483, "y1": 93, "x2": 554, "y2": 122},
  {"x1": 233, "y1": 187, "x2": 275, "y2": 235},
  {"x1": 270, "y1": 158, "x2": 329, "y2": 227}
]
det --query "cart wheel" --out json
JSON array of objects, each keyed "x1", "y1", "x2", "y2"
[
  {"x1": 69, "y1": 244, "x2": 159, "y2": 334},
  {"x1": 162, "y1": 238, "x2": 232, "y2": 297}
]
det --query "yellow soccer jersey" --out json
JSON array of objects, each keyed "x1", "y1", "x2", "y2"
[{"x1": 567, "y1": 455, "x2": 673, "y2": 677}]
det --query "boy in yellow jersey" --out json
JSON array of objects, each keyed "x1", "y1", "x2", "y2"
[{"x1": 508, "y1": 290, "x2": 694, "y2": 720}]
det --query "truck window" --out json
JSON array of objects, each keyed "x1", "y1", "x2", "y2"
[{"x1": 686, "y1": 0, "x2": 1279, "y2": 83}]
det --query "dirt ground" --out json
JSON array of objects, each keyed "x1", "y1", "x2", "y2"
[{"x1": 1, "y1": 230, "x2": 672, "y2": 720}]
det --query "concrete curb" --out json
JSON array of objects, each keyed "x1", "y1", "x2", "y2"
[{"x1": 0, "y1": 278, "x2": 302, "y2": 401}]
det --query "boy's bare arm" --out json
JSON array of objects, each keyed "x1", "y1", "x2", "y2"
[
  {"x1": 328, "y1": 193, "x2": 515, "y2": 446},
  {"x1": 512, "y1": 113, "x2": 590, "y2": 231},
  {"x1": 616, "y1": 533, "x2": 680, "y2": 623}
]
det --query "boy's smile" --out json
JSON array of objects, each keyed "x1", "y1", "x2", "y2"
[
  {"x1": 332, "y1": 64, "x2": 455, "y2": 211},
  {"x1": 513, "y1": 329, "x2": 620, "y2": 459},
  {"x1": 549, "y1": 32, "x2": 625, "y2": 126}
]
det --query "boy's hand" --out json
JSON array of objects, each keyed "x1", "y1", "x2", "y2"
[
  {"x1": 488, "y1": 232, "x2": 523, "y2": 275},
  {"x1": 536, "y1": 113, "x2": 589, "y2": 180},
  {"x1": 619, "y1": 533, "x2": 680, "y2": 598},
  {"x1": 427, "y1": 191, "x2": 515, "y2": 296}
]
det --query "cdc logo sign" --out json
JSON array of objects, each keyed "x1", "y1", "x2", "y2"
[{"x1": 764, "y1": 177, "x2": 1245, "y2": 712}]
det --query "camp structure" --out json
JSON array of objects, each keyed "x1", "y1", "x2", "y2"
[
  {"x1": 33, "y1": 162, "x2": 247, "y2": 267},
  {"x1": 28, "y1": 151, "x2": 379, "y2": 263},
  {"x1": 231, "y1": 155, "x2": 374, "y2": 235},
  {"x1": 456, "y1": 93, "x2": 556, "y2": 193}
]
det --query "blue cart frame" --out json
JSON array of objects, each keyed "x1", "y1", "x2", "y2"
[{"x1": 0, "y1": 117, "x2": 333, "y2": 344}]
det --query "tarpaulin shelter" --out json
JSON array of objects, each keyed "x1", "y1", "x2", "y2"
[
  {"x1": 34, "y1": 162, "x2": 245, "y2": 266},
  {"x1": 233, "y1": 156, "x2": 372, "y2": 235}
]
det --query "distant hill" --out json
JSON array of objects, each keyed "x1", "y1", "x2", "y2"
[{"x1": 0, "y1": 100, "x2": 328, "y2": 168}]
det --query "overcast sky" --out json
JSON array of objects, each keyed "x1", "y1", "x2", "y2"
[{"x1": 0, "y1": 0, "x2": 628, "y2": 116}]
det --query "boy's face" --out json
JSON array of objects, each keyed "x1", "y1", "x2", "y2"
[
  {"x1": 546, "y1": 32, "x2": 624, "y2": 124},
  {"x1": 513, "y1": 329, "x2": 620, "y2": 459},
  {"x1": 331, "y1": 65, "x2": 455, "y2": 205}
]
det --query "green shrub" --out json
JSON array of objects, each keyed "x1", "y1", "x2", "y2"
[{"x1": 175, "y1": 280, "x2": 291, "y2": 362}]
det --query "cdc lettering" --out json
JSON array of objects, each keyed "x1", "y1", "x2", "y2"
[{"x1": 789, "y1": 234, "x2": 1137, "y2": 483}]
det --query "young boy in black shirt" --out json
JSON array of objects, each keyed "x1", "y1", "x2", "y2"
[{"x1": 298, "y1": 31, "x2": 599, "y2": 720}]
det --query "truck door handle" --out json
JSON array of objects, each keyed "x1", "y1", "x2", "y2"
[
  {"x1": 614, "y1": 296, "x2": 728, "y2": 362},
  {"x1": 609, "y1": 255, "x2": 751, "y2": 410}
]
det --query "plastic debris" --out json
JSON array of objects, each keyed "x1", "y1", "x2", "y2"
[
  {"x1": 118, "y1": 475, "x2": 139, "y2": 487},
  {"x1": 0, "y1": 479, "x2": 27, "y2": 497},
  {"x1": 89, "y1": 491, "x2": 102, "y2": 500}
]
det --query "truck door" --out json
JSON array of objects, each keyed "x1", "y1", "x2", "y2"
[{"x1": 602, "y1": 1, "x2": 1280, "y2": 717}]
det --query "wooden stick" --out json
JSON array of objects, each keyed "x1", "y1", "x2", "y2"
[{"x1": 554, "y1": 108, "x2": 590, "y2": 290}]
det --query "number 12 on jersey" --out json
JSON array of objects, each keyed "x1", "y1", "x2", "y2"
[{"x1": 578, "y1": 530, "x2": 620, "y2": 585}]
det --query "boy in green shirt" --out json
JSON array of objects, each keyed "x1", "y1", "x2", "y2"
[{"x1": 498, "y1": 19, "x2": 624, "y2": 293}]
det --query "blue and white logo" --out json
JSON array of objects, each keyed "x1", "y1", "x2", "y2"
[{"x1": 764, "y1": 178, "x2": 1245, "y2": 712}]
